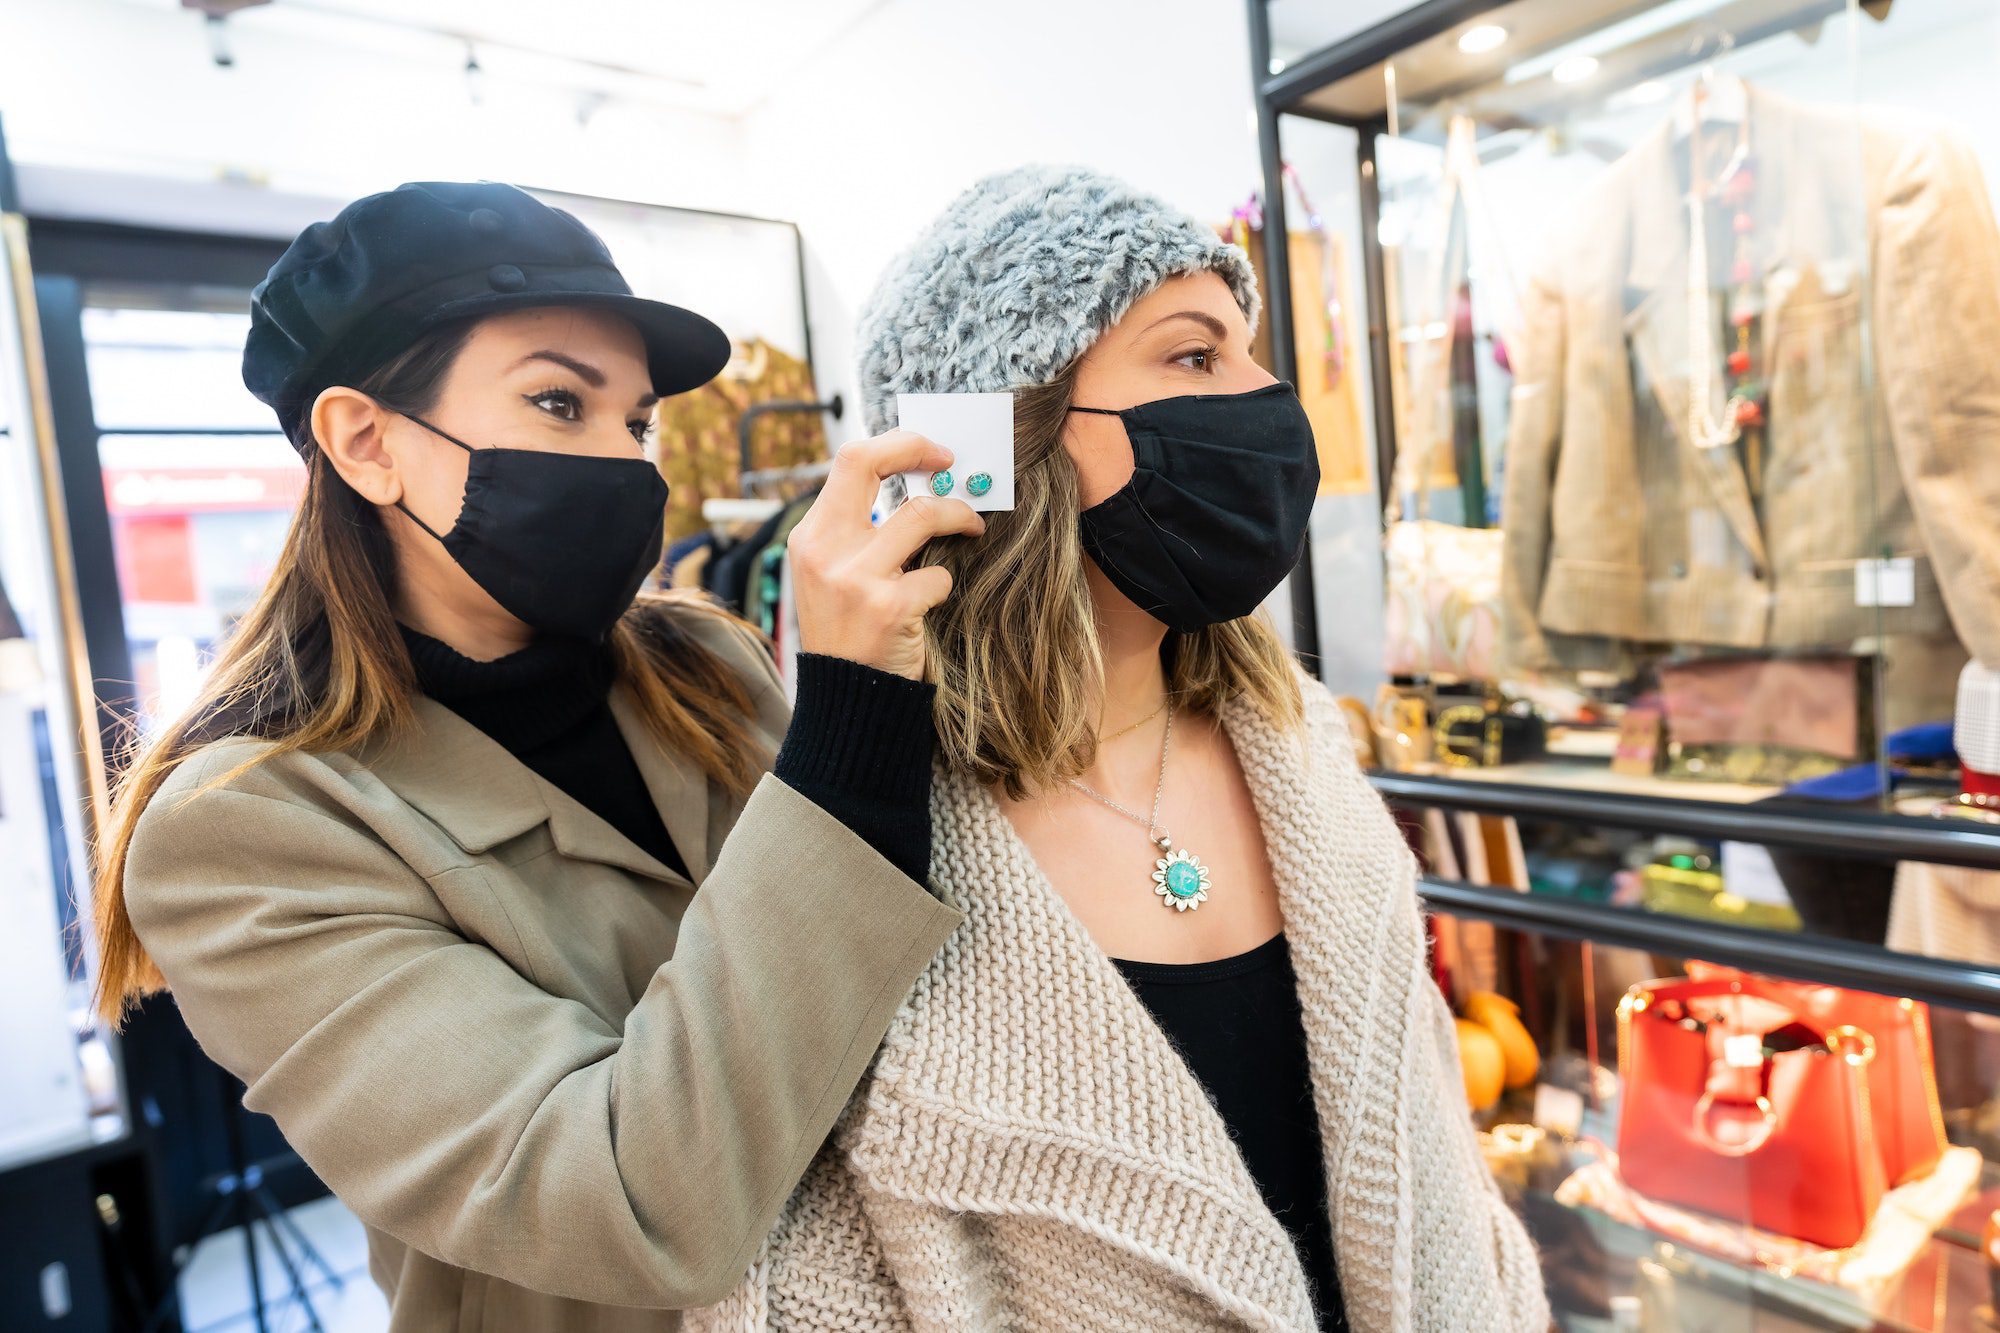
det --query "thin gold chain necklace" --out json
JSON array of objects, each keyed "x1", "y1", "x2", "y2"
[
  {"x1": 1067, "y1": 709, "x2": 1214, "y2": 912},
  {"x1": 1098, "y1": 698, "x2": 1167, "y2": 745}
]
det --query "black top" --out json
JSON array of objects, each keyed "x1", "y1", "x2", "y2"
[
  {"x1": 1111, "y1": 934, "x2": 1347, "y2": 1332},
  {"x1": 401, "y1": 629, "x2": 939, "y2": 887}
]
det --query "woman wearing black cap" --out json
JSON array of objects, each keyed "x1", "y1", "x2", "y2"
[{"x1": 91, "y1": 181, "x2": 983, "y2": 1330}]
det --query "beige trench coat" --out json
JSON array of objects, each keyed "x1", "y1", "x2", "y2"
[{"x1": 124, "y1": 608, "x2": 965, "y2": 1331}]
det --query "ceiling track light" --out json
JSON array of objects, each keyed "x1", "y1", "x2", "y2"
[
  {"x1": 1458, "y1": 24, "x2": 1508, "y2": 55},
  {"x1": 1551, "y1": 54, "x2": 1601, "y2": 84},
  {"x1": 180, "y1": 0, "x2": 270, "y2": 68}
]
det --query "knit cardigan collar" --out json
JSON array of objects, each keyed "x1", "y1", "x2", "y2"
[
  {"x1": 697, "y1": 673, "x2": 1544, "y2": 1332},
  {"x1": 862, "y1": 682, "x2": 1418, "y2": 1329}
]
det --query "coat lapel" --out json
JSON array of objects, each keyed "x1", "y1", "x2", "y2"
[
  {"x1": 1621, "y1": 116, "x2": 1773, "y2": 576},
  {"x1": 842, "y1": 679, "x2": 1416, "y2": 1331},
  {"x1": 359, "y1": 697, "x2": 548, "y2": 853},
  {"x1": 363, "y1": 693, "x2": 695, "y2": 886}
]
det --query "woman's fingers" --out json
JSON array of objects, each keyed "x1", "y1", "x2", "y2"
[
  {"x1": 786, "y1": 428, "x2": 984, "y2": 680},
  {"x1": 811, "y1": 430, "x2": 953, "y2": 542},
  {"x1": 858, "y1": 492, "x2": 986, "y2": 576},
  {"x1": 896, "y1": 563, "x2": 955, "y2": 615}
]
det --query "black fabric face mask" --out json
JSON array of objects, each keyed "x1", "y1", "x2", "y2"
[
  {"x1": 394, "y1": 413, "x2": 668, "y2": 641},
  {"x1": 1068, "y1": 381, "x2": 1319, "y2": 632}
]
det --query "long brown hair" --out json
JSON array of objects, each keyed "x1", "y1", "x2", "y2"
[
  {"x1": 917, "y1": 358, "x2": 1303, "y2": 801},
  {"x1": 93, "y1": 319, "x2": 765, "y2": 1024}
]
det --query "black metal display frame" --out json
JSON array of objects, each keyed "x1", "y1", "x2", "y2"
[{"x1": 1244, "y1": 0, "x2": 2000, "y2": 1016}]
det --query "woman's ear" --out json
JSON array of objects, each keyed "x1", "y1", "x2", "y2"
[{"x1": 312, "y1": 386, "x2": 402, "y2": 506}]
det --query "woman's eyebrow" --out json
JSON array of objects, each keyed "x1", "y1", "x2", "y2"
[
  {"x1": 1139, "y1": 310, "x2": 1229, "y2": 339},
  {"x1": 511, "y1": 349, "x2": 606, "y2": 387}
]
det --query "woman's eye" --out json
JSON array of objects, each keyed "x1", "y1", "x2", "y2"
[
  {"x1": 627, "y1": 419, "x2": 655, "y2": 445},
  {"x1": 1174, "y1": 346, "x2": 1219, "y2": 372},
  {"x1": 528, "y1": 388, "x2": 583, "y2": 421}
]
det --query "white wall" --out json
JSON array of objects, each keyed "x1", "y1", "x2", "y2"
[
  {"x1": 2, "y1": 0, "x2": 1276, "y2": 420},
  {"x1": 733, "y1": 0, "x2": 1267, "y2": 433}
]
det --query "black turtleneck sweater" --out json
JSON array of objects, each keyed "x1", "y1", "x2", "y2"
[{"x1": 400, "y1": 627, "x2": 938, "y2": 886}]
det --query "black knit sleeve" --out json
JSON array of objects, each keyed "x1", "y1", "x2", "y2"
[{"x1": 771, "y1": 653, "x2": 938, "y2": 888}]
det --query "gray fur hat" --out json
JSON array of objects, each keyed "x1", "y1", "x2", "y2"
[{"x1": 855, "y1": 165, "x2": 1261, "y2": 436}]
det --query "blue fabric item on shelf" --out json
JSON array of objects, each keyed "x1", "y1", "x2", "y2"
[
  {"x1": 1885, "y1": 719, "x2": 1956, "y2": 763},
  {"x1": 1780, "y1": 718, "x2": 1955, "y2": 801},
  {"x1": 1783, "y1": 763, "x2": 1903, "y2": 802}
]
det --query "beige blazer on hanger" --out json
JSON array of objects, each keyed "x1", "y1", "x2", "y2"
[
  {"x1": 1501, "y1": 84, "x2": 2000, "y2": 673},
  {"x1": 124, "y1": 606, "x2": 965, "y2": 1332}
]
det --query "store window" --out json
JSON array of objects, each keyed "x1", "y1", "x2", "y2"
[{"x1": 82, "y1": 300, "x2": 299, "y2": 734}]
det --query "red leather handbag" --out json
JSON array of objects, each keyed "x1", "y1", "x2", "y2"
[
  {"x1": 1616, "y1": 974, "x2": 1888, "y2": 1248},
  {"x1": 1684, "y1": 962, "x2": 1948, "y2": 1185}
]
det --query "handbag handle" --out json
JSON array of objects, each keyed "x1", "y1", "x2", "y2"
[
  {"x1": 1692, "y1": 1090, "x2": 1777, "y2": 1157},
  {"x1": 1627, "y1": 981, "x2": 1879, "y2": 1157}
]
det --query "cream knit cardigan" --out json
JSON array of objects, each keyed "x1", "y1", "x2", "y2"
[{"x1": 689, "y1": 671, "x2": 1548, "y2": 1332}]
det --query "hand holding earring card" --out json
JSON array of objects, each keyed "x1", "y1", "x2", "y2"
[{"x1": 895, "y1": 392, "x2": 1015, "y2": 512}]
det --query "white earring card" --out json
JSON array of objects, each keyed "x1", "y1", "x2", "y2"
[{"x1": 894, "y1": 392, "x2": 1016, "y2": 512}]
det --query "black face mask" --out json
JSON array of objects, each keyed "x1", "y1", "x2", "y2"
[
  {"x1": 394, "y1": 413, "x2": 668, "y2": 641},
  {"x1": 1068, "y1": 381, "x2": 1319, "y2": 632}
]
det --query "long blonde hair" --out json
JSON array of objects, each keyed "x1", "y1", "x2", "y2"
[
  {"x1": 92, "y1": 319, "x2": 765, "y2": 1024},
  {"x1": 918, "y1": 359, "x2": 1303, "y2": 801}
]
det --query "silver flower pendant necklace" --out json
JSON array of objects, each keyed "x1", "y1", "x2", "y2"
[{"x1": 1067, "y1": 708, "x2": 1214, "y2": 911}]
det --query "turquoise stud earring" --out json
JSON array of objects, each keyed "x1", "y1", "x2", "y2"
[
  {"x1": 966, "y1": 471, "x2": 993, "y2": 498},
  {"x1": 929, "y1": 469, "x2": 955, "y2": 497}
]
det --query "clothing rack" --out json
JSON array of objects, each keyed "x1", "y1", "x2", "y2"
[
  {"x1": 740, "y1": 459, "x2": 834, "y2": 494},
  {"x1": 739, "y1": 394, "x2": 843, "y2": 496}
]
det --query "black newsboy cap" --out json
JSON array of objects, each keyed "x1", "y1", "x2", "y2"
[{"x1": 244, "y1": 180, "x2": 730, "y2": 442}]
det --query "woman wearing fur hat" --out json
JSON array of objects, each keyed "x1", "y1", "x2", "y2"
[{"x1": 689, "y1": 166, "x2": 1547, "y2": 1332}]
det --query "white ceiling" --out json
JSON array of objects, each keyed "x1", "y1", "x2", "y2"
[{"x1": 162, "y1": 0, "x2": 894, "y2": 115}]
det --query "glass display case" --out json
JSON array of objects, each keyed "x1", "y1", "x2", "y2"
[
  {"x1": 1251, "y1": 0, "x2": 2000, "y2": 1323},
  {"x1": 1288, "y1": 0, "x2": 2000, "y2": 799},
  {"x1": 1433, "y1": 909, "x2": 2000, "y2": 1332},
  {"x1": 1255, "y1": 0, "x2": 2000, "y2": 948}
]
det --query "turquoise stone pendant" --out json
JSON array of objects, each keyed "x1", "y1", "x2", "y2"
[
  {"x1": 1152, "y1": 845, "x2": 1213, "y2": 912},
  {"x1": 965, "y1": 471, "x2": 993, "y2": 498},
  {"x1": 929, "y1": 469, "x2": 955, "y2": 497}
]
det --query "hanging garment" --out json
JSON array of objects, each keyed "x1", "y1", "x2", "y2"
[
  {"x1": 706, "y1": 506, "x2": 791, "y2": 617},
  {"x1": 655, "y1": 338, "x2": 828, "y2": 544},
  {"x1": 1499, "y1": 83, "x2": 2000, "y2": 672},
  {"x1": 747, "y1": 491, "x2": 818, "y2": 635},
  {"x1": 1228, "y1": 199, "x2": 1370, "y2": 495},
  {"x1": 1888, "y1": 862, "x2": 2000, "y2": 966},
  {"x1": 670, "y1": 541, "x2": 715, "y2": 591}
]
